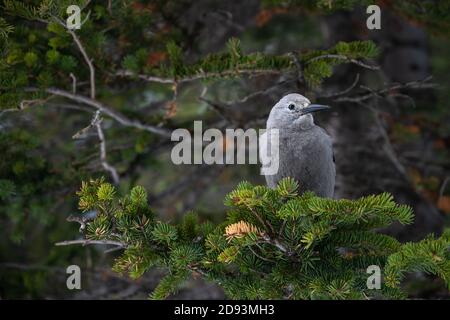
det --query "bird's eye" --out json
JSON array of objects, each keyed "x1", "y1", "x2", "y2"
[{"x1": 288, "y1": 104, "x2": 295, "y2": 110}]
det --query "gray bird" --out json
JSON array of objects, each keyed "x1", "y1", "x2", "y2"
[{"x1": 259, "y1": 93, "x2": 335, "y2": 198}]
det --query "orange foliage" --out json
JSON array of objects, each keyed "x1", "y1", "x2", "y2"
[
  {"x1": 404, "y1": 125, "x2": 421, "y2": 135},
  {"x1": 255, "y1": 8, "x2": 288, "y2": 27},
  {"x1": 437, "y1": 196, "x2": 450, "y2": 214},
  {"x1": 131, "y1": 2, "x2": 156, "y2": 13},
  {"x1": 147, "y1": 51, "x2": 168, "y2": 66}
]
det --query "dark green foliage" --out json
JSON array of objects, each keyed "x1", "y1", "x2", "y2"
[
  {"x1": 76, "y1": 177, "x2": 450, "y2": 299},
  {"x1": 0, "y1": 128, "x2": 79, "y2": 243},
  {"x1": 150, "y1": 270, "x2": 190, "y2": 300},
  {"x1": 385, "y1": 230, "x2": 450, "y2": 290},
  {"x1": 0, "y1": 0, "x2": 381, "y2": 111},
  {"x1": 156, "y1": 38, "x2": 379, "y2": 87}
]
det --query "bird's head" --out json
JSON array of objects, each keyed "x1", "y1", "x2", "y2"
[{"x1": 267, "y1": 93, "x2": 330, "y2": 129}]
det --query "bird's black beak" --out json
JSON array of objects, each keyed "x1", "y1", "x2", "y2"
[{"x1": 301, "y1": 104, "x2": 330, "y2": 115}]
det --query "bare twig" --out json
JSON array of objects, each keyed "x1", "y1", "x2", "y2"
[
  {"x1": 91, "y1": 111, "x2": 120, "y2": 184},
  {"x1": 54, "y1": 238, "x2": 214, "y2": 281},
  {"x1": 0, "y1": 107, "x2": 19, "y2": 118},
  {"x1": 200, "y1": 85, "x2": 208, "y2": 99},
  {"x1": 55, "y1": 239, "x2": 126, "y2": 247},
  {"x1": 233, "y1": 78, "x2": 293, "y2": 105},
  {"x1": 68, "y1": 29, "x2": 95, "y2": 98},
  {"x1": 335, "y1": 77, "x2": 437, "y2": 104},
  {"x1": 51, "y1": 15, "x2": 121, "y2": 184},
  {"x1": 67, "y1": 214, "x2": 95, "y2": 233},
  {"x1": 317, "y1": 73, "x2": 360, "y2": 98},
  {"x1": 116, "y1": 69, "x2": 282, "y2": 84},
  {"x1": 71, "y1": 111, "x2": 120, "y2": 183},
  {"x1": 72, "y1": 108, "x2": 99, "y2": 139},
  {"x1": 48, "y1": 14, "x2": 93, "y2": 93},
  {"x1": 389, "y1": 93, "x2": 417, "y2": 108},
  {"x1": 4, "y1": 95, "x2": 55, "y2": 118},
  {"x1": 116, "y1": 70, "x2": 176, "y2": 84},
  {"x1": 246, "y1": 205, "x2": 276, "y2": 236},
  {"x1": 25, "y1": 87, "x2": 171, "y2": 137},
  {"x1": 47, "y1": 102, "x2": 93, "y2": 113},
  {"x1": 19, "y1": 99, "x2": 46, "y2": 110},
  {"x1": 1, "y1": 103, "x2": 32, "y2": 118},
  {"x1": 51, "y1": 15, "x2": 96, "y2": 100},
  {"x1": 261, "y1": 234, "x2": 290, "y2": 255},
  {"x1": 81, "y1": 0, "x2": 93, "y2": 11},
  {"x1": 70, "y1": 73, "x2": 77, "y2": 94},
  {"x1": 104, "y1": 246, "x2": 125, "y2": 254},
  {"x1": 199, "y1": 96, "x2": 235, "y2": 124}
]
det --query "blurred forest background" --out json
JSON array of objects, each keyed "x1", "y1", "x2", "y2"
[{"x1": 1, "y1": 0, "x2": 450, "y2": 299}]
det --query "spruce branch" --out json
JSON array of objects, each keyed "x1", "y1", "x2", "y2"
[
  {"x1": 116, "y1": 40, "x2": 380, "y2": 88},
  {"x1": 58, "y1": 177, "x2": 448, "y2": 299},
  {"x1": 316, "y1": 73, "x2": 360, "y2": 98}
]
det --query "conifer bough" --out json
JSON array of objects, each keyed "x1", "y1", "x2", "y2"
[{"x1": 70, "y1": 177, "x2": 450, "y2": 300}]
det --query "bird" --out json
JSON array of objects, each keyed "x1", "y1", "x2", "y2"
[{"x1": 259, "y1": 93, "x2": 335, "y2": 198}]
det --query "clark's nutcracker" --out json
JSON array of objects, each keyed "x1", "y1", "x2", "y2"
[{"x1": 259, "y1": 93, "x2": 335, "y2": 198}]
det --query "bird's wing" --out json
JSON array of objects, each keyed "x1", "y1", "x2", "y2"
[{"x1": 317, "y1": 126, "x2": 335, "y2": 160}]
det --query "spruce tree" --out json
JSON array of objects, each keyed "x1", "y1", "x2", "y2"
[{"x1": 74, "y1": 177, "x2": 450, "y2": 299}]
